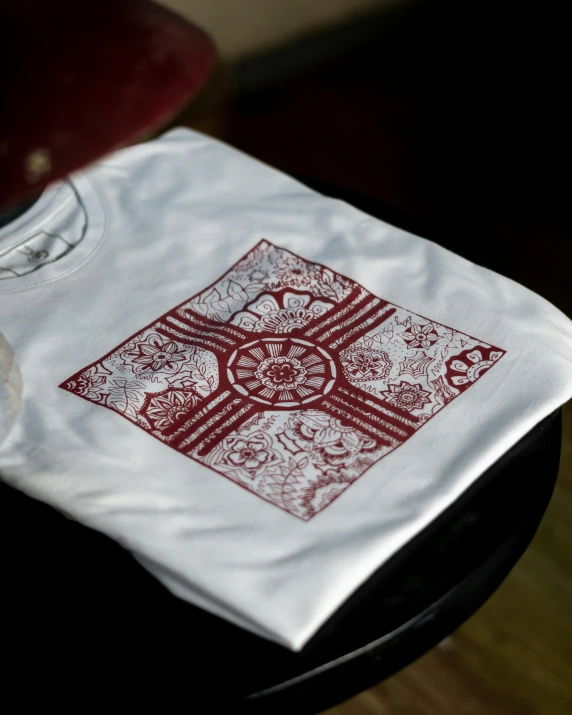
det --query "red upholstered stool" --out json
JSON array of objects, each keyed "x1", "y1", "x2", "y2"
[{"x1": 0, "y1": 0, "x2": 215, "y2": 209}]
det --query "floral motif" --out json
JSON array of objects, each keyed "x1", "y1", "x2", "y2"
[
  {"x1": 126, "y1": 336, "x2": 187, "y2": 374},
  {"x1": 217, "y1": 431, "x2": 282, "y2": 477},
  {"x1": 228, "y1": 337, "x2": 335, "y2": 405},
  {"x1": 227, "y1": 440, "x2": 269, "y2": 470},
  {"x1": 401, "y1": 322, "x2": 440, "y2": 349},
  {"x1": 300, "y1": 469, "x2": 355, "y2": 519},
  {"x1": 230, "y1": 291, "x2": 332, "y2": 333},
  {"x1": 341, "y1": 347, "x2": 391, "y2": 381},
  {"x1": 445, "y1": 347, "x2": 503, "y2": 391},
  {"x1": 381, "y1": 381, "x2": 432, "y2": 412},
  {"x1": 279, "y1": 411, "x2": 376, "y2": 469},
  {"x1": 255, "y1": 356, "x2": 307, "y2": 391},
  {"x1": 142, "y1": 388, "x2": 201, "y2": 430},
  {"x1": 275, "y1": 255, "x2": 321, "y2": 287},
  {"x1": 279, "y1": 411, "x2": 328, "y2": 449},
  {"x1": 66, "y1": 366, "x2": 107, "y2": 400}
]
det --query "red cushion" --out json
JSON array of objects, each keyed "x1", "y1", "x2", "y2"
[{"x1": 0, "y1": 0, "x2": 215, "y2": 206}]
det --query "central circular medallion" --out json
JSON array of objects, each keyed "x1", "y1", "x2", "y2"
[
  {"x1": 227, "y1": 337, "x2": 337, "y2": 408},
  {"x1": 255, "y1": 355, "x2": 307, "y2": 391}
]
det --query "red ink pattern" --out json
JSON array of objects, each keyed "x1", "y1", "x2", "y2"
[{"x1": 60, "y1": 240, "x2": 505, "y2": 520}]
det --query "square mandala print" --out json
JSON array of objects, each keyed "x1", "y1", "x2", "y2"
[{"x1": 61, "y1": 240, "x2": 505, "y2": 520}]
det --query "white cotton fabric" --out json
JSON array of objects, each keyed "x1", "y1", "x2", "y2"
[{"x1": 1, "y1": 128, "x2": 571, "y2": 650}]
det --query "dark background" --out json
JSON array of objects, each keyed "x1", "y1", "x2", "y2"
[
  {"x1": 177, "y1": 0, "x2": 572, "y2": 712},
  {"x1": 182, "y1": 0, "x2": 571, "y2": 316}
]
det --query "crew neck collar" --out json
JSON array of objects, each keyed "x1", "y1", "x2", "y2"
[{"x1": 0, "y1": 173, "x2": 106, "y2": 293}]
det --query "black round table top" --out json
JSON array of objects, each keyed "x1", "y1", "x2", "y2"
[{"x1": 1, "y1": 182, "x2": 562, "y2": 713}]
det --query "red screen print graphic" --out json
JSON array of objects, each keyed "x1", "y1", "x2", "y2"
[{"x1": 60, "y1": 240, "x2": 505, "y2": 520}]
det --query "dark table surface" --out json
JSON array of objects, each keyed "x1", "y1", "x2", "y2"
[{"x1": 1, "y1": 183, "x2": 562, "y2": 713}]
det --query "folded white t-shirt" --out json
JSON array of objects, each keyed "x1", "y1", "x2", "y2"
[{"x1": 1, "y1": 128, "x2": 571, "y2": 650}]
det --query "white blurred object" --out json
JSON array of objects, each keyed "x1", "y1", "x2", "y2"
[{"x1": 0, "y1": 331, "x2": 22, "y2": 446}]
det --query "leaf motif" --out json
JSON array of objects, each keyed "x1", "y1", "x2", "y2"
[
  {"x1": 264, "y1": 460, "x2": 304, "y2": 511},
  {"x1": 106, "y1": 378, "x2": 145, "y2": 417},
  {"x1": 189, "y1": 302, "x2": 209, "y2": 317},
  {"x1": 211, "y1": 298, "x2": 231, "y2": 313},
  {"x1": 318, "y1": 284, "x2": 338, "y2": 301},
  {"x1": 314, "y1": 426, "x2": 340, "y2": 445},
  {"x1": 244, "y1": 282, "x2": 267, "y2": 296},
  {"x1": 322, "y1": 269, "x2": 334, "y2": 285},
  {"x1": 342, "y1": 431, "x2": 361, "y2": 450},
  {"x1": 202, "y1": 287, "x2": 222, "y2": 304},
  {"x1": 227, "y1": 280, "x2": 244, "y2": 295},
  {"x1": 225, "y1": 280, "x2": 249, "y2": 302},
  {"x1": 330, "y1": 281, "x2": 346, "y2": 300},
  {"x1": 267, "y1": 485, "x2": 284, "y2": 496},
  {"x1": 225, "y1": 468, "x2": 250, "y2": 484},
  {"x1": 374, "y1": 322, "x2": 394, "y2": 343}
]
